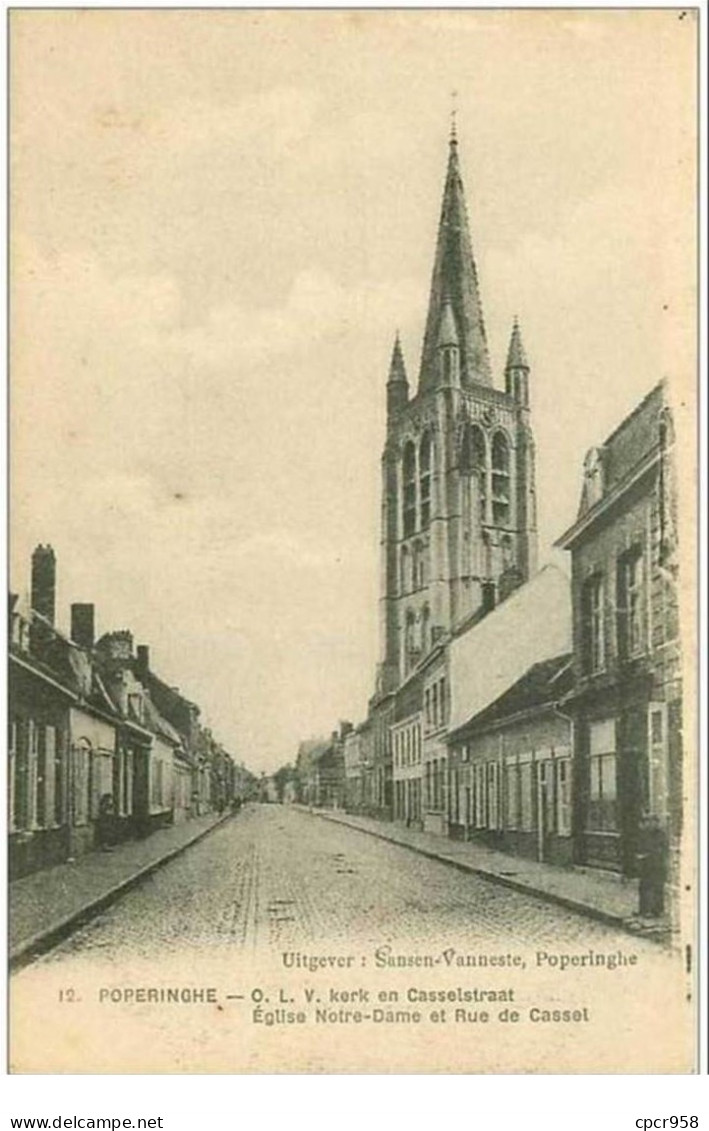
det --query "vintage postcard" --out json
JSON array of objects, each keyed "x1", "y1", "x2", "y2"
[{"x1": 8, "y1": 9, "x2": 698, "y2": 1073}]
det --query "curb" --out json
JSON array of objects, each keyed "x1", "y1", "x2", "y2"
[
  {"x1": 10, "y1": 811, "x2": 234, "y2": 972},
  {"x1": 304, "y1": 808, "x2": 667, "y2": 945}
]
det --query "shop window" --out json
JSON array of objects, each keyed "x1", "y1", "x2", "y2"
[
  {"x1": 556, "y1": 758, "x2": 572, "y2": 836},
  {"x1": 588, "y1": 718, "x2": 617, "y2": 832}
]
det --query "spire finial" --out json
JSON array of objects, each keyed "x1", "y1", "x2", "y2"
[{"x1": 450, "y1": 90, "x2": 458, "y2": 145}]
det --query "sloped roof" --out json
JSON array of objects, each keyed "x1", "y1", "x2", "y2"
[
  {"x1": 448, "y1": 563, "x2": 572, "y2": 733},
  {"x1": 449, "y1": 652, "x2": 572, "y2": 743}
]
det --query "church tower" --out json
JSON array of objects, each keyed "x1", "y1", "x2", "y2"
[{"x1": 378, "y1": 128, "x2": 538, "y2": 693}]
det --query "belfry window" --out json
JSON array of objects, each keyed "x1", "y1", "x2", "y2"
[
  {"x1": 402, "y1": 442, "x2": 416, "y2": 538},
  {"x1": 491, "y1": 432, "x2": 511, "y2": 526},
  {"x1": 420, "y1": 433, "x2": 432, "y2": 528},
  {"x1": 461, "y1": 424, "x2": 487, "y2": 520}
]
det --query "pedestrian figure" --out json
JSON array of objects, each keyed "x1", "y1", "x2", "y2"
[
  {"x1": 97, "y1": 792, "x2": 115, "y2": 852},
  {"x1": 637, "y1": 813, "x2": 668, "y2": 917}
]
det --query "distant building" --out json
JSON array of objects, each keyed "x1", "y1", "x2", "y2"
[
  {"x1": 556, "y1": 382, "x2": 681, "y2": 879},
  {"x1": 9, "y1": 546, "x2": 251, "y2": 879}
]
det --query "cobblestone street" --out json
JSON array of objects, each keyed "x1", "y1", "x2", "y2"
[{"x1": 27, "y1": 804, "x2": 659, "y2": 963}]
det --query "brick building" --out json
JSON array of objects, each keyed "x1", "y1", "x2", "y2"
[{"x1": 556, "y1": 381, "x2": 681, "y2": 879}]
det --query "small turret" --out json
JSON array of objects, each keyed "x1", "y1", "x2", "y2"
[
  {"x1": 437, "y1": 299, "x2": 460, "y2": 387},
  {"x1": 505, "y1": 317, "x2": 530, "y2": 406},
  {"x1": 386, "y1": 331, "x2": 409, "y2": 417}
]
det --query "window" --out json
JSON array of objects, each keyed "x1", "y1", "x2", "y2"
[
  {"x1": 519, "y1": 760, "x2": 534, "y2": 832},
  {"x1": 617, "y1": 547, "x2": 644, "y2": 658},
  {"x1": 439, "y1": 677, "x2": 447, "y2": 726},
  {"x1": 53, "y1": 728, "x2": 65, "y2": 825},
  {"x1": 588, "y1": 718, "x2": 617, "y2": 832},
  {"x1": 402, "y1": 442, "x2": 417, "y2": 538},
  {"x1": 420, "y1": 433, "x2": 432, "y2": 528},
  {"x1": 27, "y1": 720, "x2": 39, "y2": 829},
  {"x1": 474, "y1": 764, "x2": 486, "y2": 827},
  {"x1": 128, "y1": 693, "x2": 144, "y2": 723},
  {"x1": 73, "y1": 740, "x2": 91, "y2": 826},
  {"x1": 505, "y1": 757, "x2": 519, "y2": 830},
  {"x1": 487, "y1": 762, "x2": 499, "y2": 830},
  {"x1": 556, "y1": 757, "x2": 572, "y2": 836},
  {"x1": 491, "y1": 432, "x2": 511, "y2": 526},
  {"x1": 583, "y1": 448, "x2": 604, "y2": 508},
  {"x1": 582, "y1": 574, "x2": 605, "y2": 673}
]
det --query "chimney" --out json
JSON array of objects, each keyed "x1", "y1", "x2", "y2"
[
  {"x1": 481, "y1": 581, "x2": 496, "y2": 615},
  {"x1": 70, "y1": 603, "x2": 95, "y2": 649},
  {"x1": 136, "y1": 645, "x2": 150, "y2": 674},
  {"x1": 31, "y1": 544, "x2": 56, "y2": 625}
]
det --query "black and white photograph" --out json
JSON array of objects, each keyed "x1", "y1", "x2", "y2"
[{"x1": 7, "y1": 8, "x2": 698, "y2": 1073}]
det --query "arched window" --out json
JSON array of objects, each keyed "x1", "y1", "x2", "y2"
[
  {"x1": 460, "y1": 423, "x2": 486, "y2": 474},
  {"x1": 420, "y1": 432, "x2": 432, "y2": 528},
  {"x1": 402, "y1": 442, "x2": 416, "y2": 538},
  {"x1": 491, "y1": 432, "x2": 511, "y2": 526}
]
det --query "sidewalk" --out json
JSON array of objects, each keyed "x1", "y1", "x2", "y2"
[
  {"x1": 10, "y1": 810, "x2": 232, "y2": 969},
  {"x1": 302, "y1": 807, "x2": 668, "y2": 942}
]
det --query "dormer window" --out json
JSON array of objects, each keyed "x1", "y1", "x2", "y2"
[{"x1": 583, "y1": 447, "x2": 604, "y2": 508}]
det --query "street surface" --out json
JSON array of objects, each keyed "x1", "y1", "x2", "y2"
[{"x1": 32, "y1": 803, "x2": 658, "y2": 962}]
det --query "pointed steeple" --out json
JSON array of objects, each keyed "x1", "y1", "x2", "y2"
[
  {"x1": 387, "y1": 331, "x2": 409, "y2": 416},
  {"x1": 505, "y1": 317, "x2": 530, "y2": 406},
  {"x1": 388, "y1": 331, "x2": 408, "y2": 384},
  {"x1": 419, "y1": 132, "x2": 491, "y2": 392},
  {"x1": 505, "y1": 317, "x2": 529, "y2": 371}
]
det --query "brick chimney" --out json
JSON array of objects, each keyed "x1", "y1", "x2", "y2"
[
  {"x1": 70, "y1": 603, "x2": 95, "y2": 649},
  {"x1": 136, "y1": 644, "x2": 150, "y2": 675},
  {"x1": 31, "y1": 544, "x2": 56, "y2": 625}
]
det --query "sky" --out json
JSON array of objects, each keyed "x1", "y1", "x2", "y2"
[{"x1": 10, "y1": 10, "x2": 696, "y2": 773}]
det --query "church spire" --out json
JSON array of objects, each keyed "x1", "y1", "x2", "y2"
[
  {"x1": 505, "y1": 317, "x2": 530, "y2": 406},
  {"x1": 387, "y1": 330, "x2": 409, "y2": 417},
  {"x1": 418, "y1": 131, "x2": 491, "y2": 392},
  {"x1": 506, "y1": 316, "x2": 529, "y2": 371}
]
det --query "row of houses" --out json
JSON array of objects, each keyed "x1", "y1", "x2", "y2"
[
  {"x1": 289, "y1": 381, "x2": 683, "y2": 910},
  {"x1": 9, "y1": 547, "x2": 258, "y2": 880}
]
